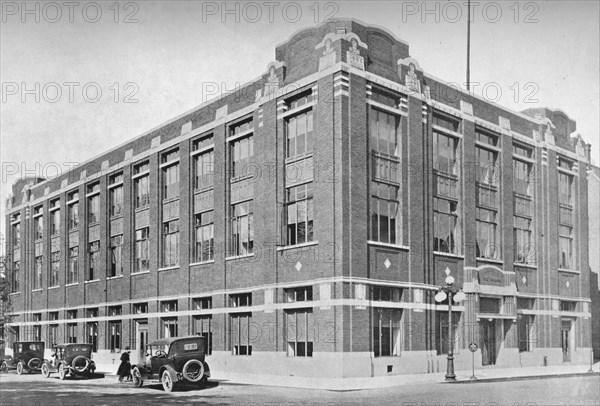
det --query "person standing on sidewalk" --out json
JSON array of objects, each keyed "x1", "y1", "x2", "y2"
[{"x1": 117, "y1": 347, "x2": 131, "y2": 382}]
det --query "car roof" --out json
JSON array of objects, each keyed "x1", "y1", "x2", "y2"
[
  {"x1": 148, "y1": 335, "x2": 205, "y2": 346},
  {"x1": 15, "y1": 341, "x2": 45, "y2": 345},
  {"x1": 53, "y1": 343, "x2": 93, "y2": 348}
]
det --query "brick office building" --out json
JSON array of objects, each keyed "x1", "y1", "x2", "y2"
[{"x1": 3, "y1": 19, "x2": 594, "y2": 377}]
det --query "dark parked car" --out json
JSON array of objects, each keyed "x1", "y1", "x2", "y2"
[
  {"x1": 131, "y1": 336, "x2": 210, "y2": 392},
  {"x1": 0, "y1": 341, "x2": 45, "y2": 374},
  {"x1": 41, "y1": 343, "x2": 96, "y2": 379}
]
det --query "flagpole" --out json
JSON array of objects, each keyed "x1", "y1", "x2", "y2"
[{"x1": 466, "y1": 0, "x2": 471, "y2": 91}]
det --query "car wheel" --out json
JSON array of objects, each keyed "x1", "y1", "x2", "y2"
[
  {"x1": 0, "y1": 362, "x2": 7, "y2": 374},
  {"x1": 58, "y1": 363, "x2": 67, "y2": 380},
  {"x1": 161, "y1": 370, "x2": 174, "y2": 393},
  {"x1": 132, "y1": 367, "x2": 143, "y2": 388},
  {"x1": 41, "y1": 363, "x2": 51, "y2": 378},
  {"x1": 16, "y1": 362, "x2": 24, "y2": 375}
]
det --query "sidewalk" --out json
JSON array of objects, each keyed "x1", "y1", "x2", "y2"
[{"x1": 94, "y1": 362, "x2": 600, "y2": 390}]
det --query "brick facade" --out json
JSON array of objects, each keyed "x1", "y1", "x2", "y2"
[{"x1": 3, "y1": 19, "x2": 594, "y2": 377}]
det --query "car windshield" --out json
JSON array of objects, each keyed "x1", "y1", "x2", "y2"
[{"x1": 147, "y1": 344, "x2": 169, "y2": 356}]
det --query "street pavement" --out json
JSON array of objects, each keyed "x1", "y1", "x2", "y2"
[{"x1": 0, "y1": 371, "x2": 598, "y2": 406}]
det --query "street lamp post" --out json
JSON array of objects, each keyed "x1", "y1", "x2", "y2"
[{"x1": 435, "y1": 267, "x2": 466, "y2": 382}]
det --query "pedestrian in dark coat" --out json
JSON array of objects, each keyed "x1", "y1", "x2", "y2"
[{"x1": 117, "y1": 347, "x2": 131, "y2": 382}]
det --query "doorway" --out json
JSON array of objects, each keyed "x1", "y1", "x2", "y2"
[
  {"x1": 561, "y1": 319, "x2": 572, "y2": 362},
  {"x1": 480, "y1": 319, "x2": 497, "y2": 366},
  {"x1": 135, "y1": 321, "x2": 148, "y2": 360}
]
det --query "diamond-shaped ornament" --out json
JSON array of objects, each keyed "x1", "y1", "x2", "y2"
[
  {"x1": 522, "y1": 276, "x2": 527, "y2": 284},
  {"x1": 384, "y1": 258, "x2": 391, "y2": 269},
  {"x1": 566, "y1": 281, "x2": 570, "y2": 288},
  {"x1": 295, "y1": 261, "x2": 302, "y2": 272}
]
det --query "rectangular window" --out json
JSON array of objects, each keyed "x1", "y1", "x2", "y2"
[
  {"x1": 286, "y1": 110, "x2": 313, "y2": 158},
  {"x1": 34, "y1": 215, "x2": 44, "y2": 240},
  {"x1": 134, "y1": 228, "x2": 150, "y2": 273},
  {"x1": 230, "y1": 201, "x2": 253, "y2": 256},
  {"x1": 432, "y1": 114, "x2": 459, "y2": 132},
  {"x1": 109, "y1": 235, "x2": 123, "y2": 277},
  {"x1": 433, "y1": 198, "x2": 459, "y2": 254},
  {"x1": 12, "y1": 222, "x2": 20, "y2": 248},
  {"x1": 88, "y1": 194, "x2": 99, "y2": 224},
  {"x1": 193, "y1": 316, "x2": 213, "y2": 355},
  {"x1": 67, "y1": 247, "x2": 78, "y2": 284},
  {"x1": 50, "y1": 204, "x2": 60, "y2": 236},
  {"x1": 476, "y1": 207, "x2": 499, "y2": 259},
  {"x1": 33, "y1": 314, "x2": 42, "y2": 341},
  {"x1": 48, "y1": 324, "x2": 59, "y2": 346},
  {"x1": 162, "y1": 220, "x2": 179, "y2": 267},
  {"x1": 231, "y1": 119, "x2": 252, "y2": 136},
  {"x1": 161, "y1": 318, "x2": 178, "y2": 338},
  {"x1": 286, "y1": 309, "x2": 314, "y2": 357},
  {"x1": 373, "y1": 309, "x2": 402, "y2": 357},
  {"x1": 194, "y1": 211, "x2": 214, "y2": 262},
  {"x1": 194, "y1": 150, "x2": 214, "y2": 190},
  {"x1": 133, "y1": 303, "x2": 148, "y2": 314},
  {"x1": 88, "y1": 241, "x2": 99, "y2": 280},
  {"x1": 285, "y1": 287, "x2": 313, "y2": 303},
  {"x1": 433, "y1": 131, "x2": 459, "y2": 175},
  {"x1": 560, "y1": 301, "x2": 577, "y2": 312},
  {"x1": 34, "y1": 256, "x2": 43, "y2": 289},
  {"x1": 513, "y1": 159, "x2": 533, "y2": 197},
  {"x1": 230, "y1": 313, "x2": 252, "y2": 355},
  {"x1": 50, "y1": 252, "x2": 60, "y2": 287},
  {"x1": 162, "y1": 163, "x2": 180, "y2": 200},
  {"x1": 86, "y1": 322, "x2": 98, "y2": 352},
  {"x1": 369, "y1": 108, "x2": 400, "y2": 156},
  {"x1": 68, "y1": 201, "x2": 79, "y2": 230},
  {"x1": 161, "y1": 300, "x2": 177, "y2": 313},
  {"x1": 286, "y1": 183, "x2": 314, "y2": 246},
  {"x1": 514, "y1": 216, "x2": 534, "y2": 264},
  {"x1": 231, "y1": 136, "x2": 254, "y2": 178},
  {"x1": 109, "y1": 185, "x2": 123, "y2": 217},
  {"x1": 558, "y1": 172, "x2": 573, "y2": 206},
  {"x1": 372, "y1": 286, "x2": 402, "y2": 302},
  {"x1": 134, "y1": 174, "x2": 150, "y2": 208},
  {"x1": 11, "y1": 261, "x2": 20, "y2": 293},
  {"x1": 476, "y1": 146, "x2": 499, "y2": 186},
  {"x1": 108, "y1": 321, "x2": 122, "y2": 352},
  {"x1": 370, "y1": 87, "x2": 398, "y2": 108},
  {"x1": 193, "y1": 134, "x2": 214, "y2": 151},
  {"x1": 559, "y1": 225, "x2": 573, "y2": 269},
  {"x1": 287, "y1": 91, "x2": 313, "y2": 110},
  {"x1": 67, "y1": 323, "x2": 77, "y2": 343},
  {"x1": 370, "y1": 182, "x2": 400, "y2": 244}
]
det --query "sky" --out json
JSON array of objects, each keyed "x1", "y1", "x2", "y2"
[{"x1": 1, "y1": 0, "x2": 599, "y2": 251}]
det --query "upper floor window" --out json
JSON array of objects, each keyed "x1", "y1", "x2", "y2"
[
  {"x1": 194, "y1": 149, "x2": 214, "y2": 190},
  {"x1": 161, "y1": 150, "x2": 180, "y2": 200},
  {"x1": 230, "y1": 136, "x2": 254, "y2": 178},
  {"x1": 87, "y1": 184, "x2": 100, "y2": 224},
  {"x1": 230, "y1": 293, "x2": 252, "y2": 308},
  {"x1": 476, "y1": 145, "x2": 499, "y2": 186},
  {"x1": 372, "y1": 286, "x2": 402, "y2": 302},
  {"x1": 230, "y1": 200, "x2": 253, "y2": 256},
  {"x1": 558, "y1": 172, "x2": 573, "y2": 206},
  {"x1": 193, "y1": 297, "x2": 212, "y2": 310},
  {"x1": 109, "y1": 173, "x2": 123, "y2": 217},
  {"x1": 432, "y1": 114, "x2": 459, "y2": 133},
  {"x1": 433, "y1": 131, "x2": 459, "y2": 176},
  {"x1": 230, "y1": 119, "x2": 252, "y2": 136},
  {"x1": 287, "y1": 92, "x2": 313, "y2": 110},
  {"x1": 286, "y1": 183, "x2": 314, "y2": 246},
  {"x1": 12, "y1": 222, "x2": 20, "y2": 248},
  {"x1": 68, "y1": 199, "x2": 79, "y2": 230},
  {"x1": 285, "y1": 287, "x2": 313, "y2": 303},
  {"x1": 286, "y1": 110, "x2": 313, "y2": 158},
  {"x1": 34, "y1": 207, "x2": 44, "y2": 241},
  {"x1": 193, "y1": 134, "x2": 214, "y2": 151},
  {"x1": 370, "y1": 87, "x2": 399, "y2": 108},
  {"x1": 134, "y1": 161, "x2": 150, "y2": 209},
  {"x1": 558, "y1": 157, "x2": 574, "y2": 171},
  {"x1": 369, "y1": 108, "x2": 399, "y2": 157},
  {"x1": 513, "y1": 144, "x2": 533, "y2": 159},
  {"x1": 162, "y1": 220, "x2": 179, "y2": 267},
  {"x1": 161, "y1": 300, "x2": 178, "y2": 313},
  {"x1": 50, "y1": 201, "x2": 61, "y2": 236},
  {"x1": 133, "y1": 303, "x2": 148, "y2": 314}
]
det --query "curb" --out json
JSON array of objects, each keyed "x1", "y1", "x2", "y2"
[{"x1": 447, "y1": 371, "x2": 600, "y2": 384}]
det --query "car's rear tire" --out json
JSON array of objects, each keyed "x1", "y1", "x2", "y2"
[
  {"x1": 28, "y1": 357, "x2": 42, "y2": 371},
  {"x1": 0, "y1": 361, "x2": 7, "y2": 374},
  {"x1": 161, "y1": 370, "x2": 174, "y2": 392},
  {"x1": 41, "y1": 363, "x2": 51, "y2": 378},
  {"x1": 131, "y1": 367, "x2": 143, "y2": 388},
  {"x1": 182, "y1": 359, "x2": 204, "y2": 382},
  {"x1": 58, "y1": 363, "x2": 67, "y2": 380},
  {"x1": 16, "y1": 362, "x2": 24, "y2": 375},
  {"x1": 72, "y1": 355, "x2": 89, "y2": 373}
]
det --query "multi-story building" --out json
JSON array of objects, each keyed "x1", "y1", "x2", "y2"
[{"x1": 3, "y1": 19, "x2": 594, "y2": 377}]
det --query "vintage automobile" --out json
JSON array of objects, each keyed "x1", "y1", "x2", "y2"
[
  {"x1": 0, "y1": 341, "x2": 45, "y2": 374},
  {"x1": 41, "y1": 343, "x2": 96, "y2": 379},
  {"x1": 131, "y1": 336, "x2": 211, "y2": 392}
]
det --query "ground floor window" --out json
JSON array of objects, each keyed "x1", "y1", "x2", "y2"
[
  {"x1": 285, "y1": 309, "x2": 314, "y2": 357},
  {"x1": 86, "y1": 322, "x2": 98, "y2": 352},
  {"x1": 518, "y1": 314, "x2": 535, "y2": 352},
  {"x1": 109, "y1": 321, "x2": 122, "y2": 352},
  {"x1": 435, "y1": 311, "x2": 461, "y2": 355},
  {"x1": 373, "y1": 308, "x2": 402, "y2": 357},
  {"x1": 193, "y1": 315, "x2": 213, "y2": 355},
  {"x1": 48, "y1": 324, "x2": 59, "y2": 346},
  {"x1": 67, "y1": 323, "x2": 77, "y2": 343},
  {"x1": 161, "y1": 317, "x2": 178, "y2": 338},
  {"x1": 230, "y1": 313, "x2": 252, "y2": 355}
]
